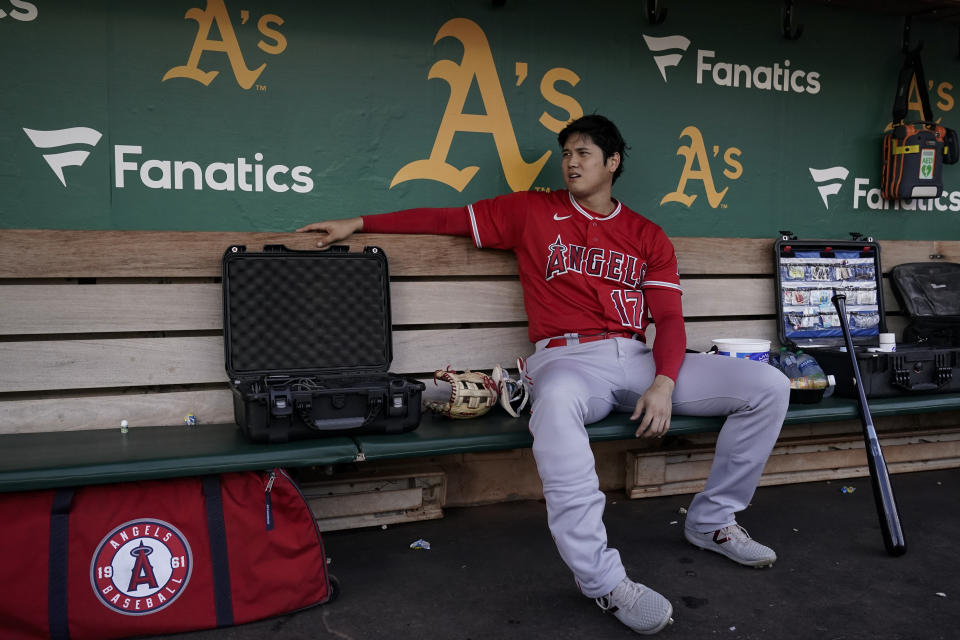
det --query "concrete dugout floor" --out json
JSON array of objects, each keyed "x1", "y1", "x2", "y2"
[{"x1": 152, "y1": 468, "x2": 959, "y2": 640}]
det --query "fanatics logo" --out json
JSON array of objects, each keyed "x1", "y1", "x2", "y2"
[
  {"x1": 23, "y1": 126, "x2": 103, "y2": 187},
  {"x1": 90, "y1": 519, "x2": 193, "y2": 616},
  {"x1": 642, "y1": 34, "x2": 691, "y2": 83},
  {"x1": 808, "y1": 166, "x2": 849, "y2": 208}
]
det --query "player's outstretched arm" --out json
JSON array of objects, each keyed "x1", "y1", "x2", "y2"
[
  {"x1": 296, "y1": 217, "x2": 364, "y2": 248},
  {"x1": 299, "y1": 207, "x2": 471, "y2": 247}
]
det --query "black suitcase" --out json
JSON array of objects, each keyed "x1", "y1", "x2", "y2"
[
  {"x1": 222, "y1": 244, "x2": 425, "y2": 443},
  {"x1": 890, "y1": 262, "x2": 960, "y2": 346},
  {"x1": 774, "y1": 233, "x2": 960, "y2": 398}
]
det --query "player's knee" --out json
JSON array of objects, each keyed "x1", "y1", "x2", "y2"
[{"x1": 754, "y1": 362, "x2": 791, "y2": 407}]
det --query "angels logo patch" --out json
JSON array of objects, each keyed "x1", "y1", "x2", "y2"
[{"x1": 90, "y1": 519, "x2": 193, "y2": 615}]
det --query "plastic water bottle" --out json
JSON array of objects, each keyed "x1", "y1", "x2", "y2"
[
  {"x1": 768, "y1": 348, "x2": 781, "y2": 370},
  {"x1": 778, "y1": 348, "x2": 801, "y2": 379},
  {"x1": 794, "y1": 350, "x2": 828, "y2": 389}
]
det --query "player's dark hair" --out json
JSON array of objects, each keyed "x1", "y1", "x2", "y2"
[{"x1": 557, "y1": 114, "x2": 628, "y2": 183}]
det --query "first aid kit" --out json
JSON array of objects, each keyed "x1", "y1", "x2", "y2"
[
  {"x1": 881, "y1": 49, "x2": 958, "y2": 201},
  {"x1": 774, "y1": 233, "x2": 960, "y2": 398}
]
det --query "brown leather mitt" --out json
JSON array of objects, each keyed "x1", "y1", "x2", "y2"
[{"x1": 425, "y1": 368, "x2": 499, "y2": 419}]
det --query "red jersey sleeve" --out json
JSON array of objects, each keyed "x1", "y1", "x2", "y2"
[
  {"x1": 465, "y1": 192, "x2": 531, "y2": 250},
  {"x1": 361, "y1": 207, "x2": 471, "y2": 236},
  {"x1": 640, "y1": 226, "x2": 684, "y2": 380},
  {"x1": 640, "y1": 224, "x2": 682, "y2": 295},
  {"x1": 645, "y1": 287, "x2": 687, "y2": 382}
]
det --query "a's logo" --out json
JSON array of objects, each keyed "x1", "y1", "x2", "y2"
[
  {"x1": 390, "y1": 18, "x2": 582, "y2": 193},
  {"x1": 163, "y1": 0, "x2": 287, "y2": 90},
  {"x1": 553, "y1": 213, "x2": 572, "y2": 220},
  {"x1": 91, "y1": 519, "x2": 192, "y2": 616},
  {"x1": 23, "y1": 126, "x2": 103, "y2": 187},
  {"x1": 642, "y1": 34, "x2": 691, "y2": 83},
  {"x1": 809, "y1": 166, "x2": 849, "y2": 209},
  {"x1": 661, "y1": 125, "x2": 743, "y2": 209}
]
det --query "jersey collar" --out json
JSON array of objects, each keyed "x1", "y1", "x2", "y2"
[{"x1": 568, "y1": 191, "x2": 622, "y2": 221}]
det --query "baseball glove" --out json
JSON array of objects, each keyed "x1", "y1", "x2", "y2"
[{"x1": 426, "y1": 368, "x2": 499, "y2": 419}]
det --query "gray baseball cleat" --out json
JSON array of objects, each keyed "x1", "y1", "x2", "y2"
[
  {"x1": 595, "y1": 578, "x2": 674, "y2": 635},
  {"x1": 684, "y1": 523, "x2": 777, "y2": 567}
]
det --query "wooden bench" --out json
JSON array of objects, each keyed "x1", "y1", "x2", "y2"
[{"x1": 3, "y1": 230, "x2": 960, "y2": 527}]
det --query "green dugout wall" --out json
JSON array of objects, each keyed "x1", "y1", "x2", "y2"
[{"x1": 2, "y1": 0, "x2": 959, "y2": 239}]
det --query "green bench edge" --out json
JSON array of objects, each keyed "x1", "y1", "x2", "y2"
[{"x1": 2, "y1": 394, "x2": 959, "y2": 493}]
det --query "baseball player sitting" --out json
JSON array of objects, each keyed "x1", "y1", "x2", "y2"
[{"x1": 298, "y1": 114, "x2": 790, "y2": 635}]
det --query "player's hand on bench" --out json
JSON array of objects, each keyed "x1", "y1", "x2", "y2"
[
  {"x1": 297, "y1": 217, "x2": 364, "y2": 248},
  {"x1": 631, "y1": 375, "x2": 674, "y2": 438}
]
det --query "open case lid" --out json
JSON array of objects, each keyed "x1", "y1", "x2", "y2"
[
  {"x1": 774, "y1": 232, "x2": 886, "y2": 349},
  {"x1": 222, "y1": 244, "x2": 392, "y2": 379}
]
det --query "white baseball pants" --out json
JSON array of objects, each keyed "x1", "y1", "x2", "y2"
[{"x1": 523, "y1": 337, "x2": 790, "y2": 598}]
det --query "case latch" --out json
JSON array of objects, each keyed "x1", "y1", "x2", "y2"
[
  {"x1": 269, "y1": 388, "x2": 294, "y2": 418},
  {"x1": 389, "y1": 378, "x2": 408, "y2": 416},
  {"x1": 892, "y1": 355, "x2": 950, "y2": 392},
  {"x1": 892, "y1": 355, "x2": 911, "y2": 389},
  {"x1": 936, "y1": 352, "x2": 953, "y2": 387}
]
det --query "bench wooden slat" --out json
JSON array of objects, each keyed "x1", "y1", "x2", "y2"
[
  {"x1": 0, "y1": 278, "x2": 774, "y2": 337},
  {"x1": 5, "y1": 230, "x2": 954, "y2": 279},
  {"x1": 0, "y1": 283, "x2": 224, "y2": 334},
  {"x1": 0, "y1": 337, "x2": 227, "y2": 392},
  {"x1": 395, "y1": 327, "x2": 533, "y2": 372},
  {"x1": 0, "y1": 275, "x2": 902, "y2": 337},
  {"x1": 393, "y1": 281, "x2": 527, "y2": 324},
  {"x1": 0, "y1": 281, "x2": 529, "y2": 334},
  {"x1": 0, "y1": 390, "x2": 234, "y2": 435},
  {"x1": 2, "y1": 315, "x2": 911, "y2": 394},
  {"x1": 0, "y1": 328, "x2": 534, "y2": 392},
  {"x1": 680, "y1": 278, "x2": 773, "y2": 316},
  {"x1": 0, "y1": 230, "x2": 517, "y2": 278}
]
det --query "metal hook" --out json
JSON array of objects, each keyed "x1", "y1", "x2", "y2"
[
  {"x1": 782, "y1": 0, "x2": 803, "y2": 40},
  {"x1": 647, "y1": 0, "x2": 667, "y2": 25}
]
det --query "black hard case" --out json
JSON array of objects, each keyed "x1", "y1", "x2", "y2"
[
  {"x1": 890, "y1": 262, "x2": 960, "y2": 346},
  {"x1": 774, "y1": 234, "x2": 960, "y2": 398},
  {"x1": 222, "y1": 244, "x2": 425, "y2": 443}
]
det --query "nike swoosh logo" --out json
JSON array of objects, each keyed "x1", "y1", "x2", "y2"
[{"x1": 553, "y1": 213, "x2": 572, "y2": 220}]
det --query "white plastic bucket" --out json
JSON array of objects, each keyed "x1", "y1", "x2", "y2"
[{"x1": 712, "y1": 338, "x2": 771, "y2": 362}]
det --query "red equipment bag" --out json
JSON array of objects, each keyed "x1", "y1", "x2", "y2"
[{"x1": 0, "y1": 469, "x2": 335, "y2": 640}]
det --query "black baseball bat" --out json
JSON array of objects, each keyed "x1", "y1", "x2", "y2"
[{"x1": 832, "y1": 292, "x2": 906, "y2": 556}]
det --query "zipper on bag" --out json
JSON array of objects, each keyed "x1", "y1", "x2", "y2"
[{"x1": 264, "y1": 470, "x2": 276, "y2": 530}]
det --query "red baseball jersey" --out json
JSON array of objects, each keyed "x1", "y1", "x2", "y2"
[{"x1": 467, "y1": 189, "x2": 682, "y2": 343}]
